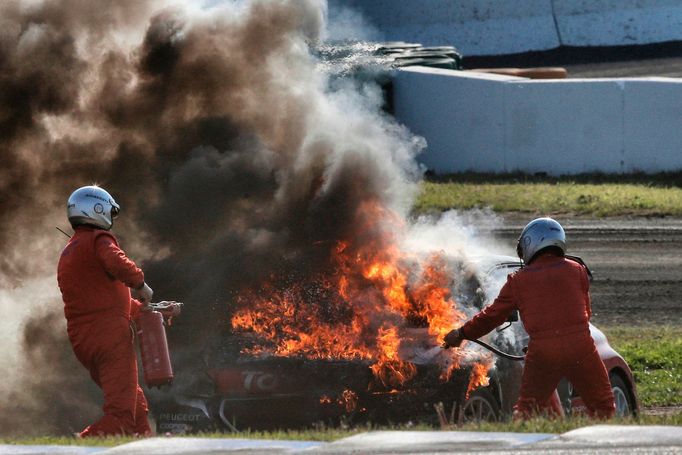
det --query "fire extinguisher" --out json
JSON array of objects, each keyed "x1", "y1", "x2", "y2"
[{"x1": 136, "y1": 301, "x2": 183, "y2": 388}]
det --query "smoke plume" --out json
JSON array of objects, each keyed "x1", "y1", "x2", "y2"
[
  {"x1": 0, "y1": 0, "x2": 514, "y2": 435},
  {"x1": 0, "y1": 0, "x2": 430, "y2": 435}
]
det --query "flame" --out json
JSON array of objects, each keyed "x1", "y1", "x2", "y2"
[
  {"x1": 466, "y1": 361, "x2": 492, "y2": 399},
  {"x1": 339, "y1": 389, "x2": 358, "y2": 412},
  {"x1": 231, "y1": 200, "x2": 491, "y2": 392}
]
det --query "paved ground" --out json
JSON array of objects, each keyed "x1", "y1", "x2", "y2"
[{"x1": 1, "y1": 425, "x2": 681, "y2": 454}]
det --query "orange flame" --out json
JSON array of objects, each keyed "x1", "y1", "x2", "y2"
[
  {"x1": 231, "y1": 200, "x2": 491, "y2": 392},
  {"x1": 339, "y1": 389, "x2": 358, "y2": 412},
  {"x1": 466, "y1": 361, "x2": 492, "y2": 399}
]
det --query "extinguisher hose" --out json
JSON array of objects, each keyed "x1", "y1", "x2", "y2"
[{"x1": 469, "y1": 338, "x2": 526, "y2": 361}]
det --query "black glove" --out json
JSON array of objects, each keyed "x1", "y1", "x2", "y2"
[{"x1": 443, "y1": 328, "x2": 465, "y2": 349}]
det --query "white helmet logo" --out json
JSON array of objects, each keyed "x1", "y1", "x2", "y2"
[{"x1": 94, "y1": 203, "x2": 104, "y2": 214}]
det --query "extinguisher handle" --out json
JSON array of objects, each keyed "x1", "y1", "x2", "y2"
[{"x1": 149, "y1": 301, "x2": 183, "y2": 318}]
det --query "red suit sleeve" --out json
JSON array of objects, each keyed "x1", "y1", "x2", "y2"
[
  {"x1": 130, "y1": 298, "x2": 145, "y2": 320},
  {"x1": 461, "y1": 275, "x2": 518, "y2": 340},
  {"x1": 94, "y1": 233, "x2": 145, "y2": 290}
]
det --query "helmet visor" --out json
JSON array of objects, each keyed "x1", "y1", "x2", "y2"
[{"x1": 111, "y1": 205, "x2": 120, "y2": 219}]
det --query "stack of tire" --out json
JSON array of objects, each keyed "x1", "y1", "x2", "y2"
[{"x1": 377, "y1": 42, "x2": 462, "y2": 71}]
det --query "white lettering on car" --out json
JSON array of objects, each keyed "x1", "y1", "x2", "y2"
[{"x1": 242, "y1": 371, "x2": 278, "y2": 392}]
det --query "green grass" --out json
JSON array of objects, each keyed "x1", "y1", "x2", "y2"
[
  {"x1": 602, "y1": 326, "x2": 682, "y2": 407},
  {"x1": 2, "y1": 415, "x2": 681, "y2": 447},
  {"x1": 416, "y1": 174, "x2": 682, "y2": 216}
]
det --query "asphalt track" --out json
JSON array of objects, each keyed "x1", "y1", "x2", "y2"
[{"x1": 1, "y1": 425, "x2": 681, "y2": 454}]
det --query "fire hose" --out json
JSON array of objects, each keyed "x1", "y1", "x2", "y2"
[
  {"x1": 424, "y1": 338, "x2": 525, "y2": 363},
  {"x1": 468, "y1": 339, "x2": 525, "y2": 361},
  {"x1": 445, "y1": 310, "x2": 527, "y2": 361}
]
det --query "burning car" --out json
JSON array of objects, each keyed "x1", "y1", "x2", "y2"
[{"x1": 152, "y1": 253, "x2": 639, "y2": 433}]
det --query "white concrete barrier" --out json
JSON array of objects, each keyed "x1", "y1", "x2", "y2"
[
  {"x1": 330, "y1": 0, "x2": 559, "y2": 56},
  {"x1": 393, "y1": 67, "x2": 516, "y2": 173},
  {"x1": 392, "y1": 66, "x2": 682, "y2": 175},
  {"x1": 624, "y1": 78, "x2": 682, "y2": 172},
  {"x1": 554, "y1": 0, "x2": 682, "y2": 47},
  {"x1": 503, "y1": 79, "x2": 625, "y2": 173}
]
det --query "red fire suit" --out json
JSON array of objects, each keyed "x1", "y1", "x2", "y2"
[
  {"x1": 57, "y1": 225, "x2": 152, "y2": 437},
  {"x1": 461, "y1": 253, "x2": 615, "y2": 418}
]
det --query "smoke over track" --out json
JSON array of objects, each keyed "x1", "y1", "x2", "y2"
[
  {"x1": 0, "y1": 0, "x2": 431, "y2": 435},
  {"x1": 0, "y1": 0, "x2": 516, "y2": 435}
]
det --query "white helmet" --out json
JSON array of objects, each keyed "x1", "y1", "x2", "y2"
[
  {"x1": 67, "y1": 185, "x2": 120, "y2": 230},
  {"x1": 516, "y1": 217, "x2": 566, "y2": 264}
]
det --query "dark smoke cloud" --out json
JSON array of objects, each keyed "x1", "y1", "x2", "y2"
[
  {"x1": 0, "y1": 0, "x2": 424, "y2": 435},
  {"x1": 3, "y1": 312, "x2": 101, "y2": 435}
]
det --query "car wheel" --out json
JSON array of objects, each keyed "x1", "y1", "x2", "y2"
[
  {"x1": 610, "y1": 373, "x2": 634, "y2": 417},
  {"x1": 462, "y1": 388, "x2": 501, "y2": 422}
]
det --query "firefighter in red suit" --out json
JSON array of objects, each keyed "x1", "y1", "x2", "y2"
[
  {"x1": 57, "y1": 185, "x2": 154, "y2": 437},
  {"x1": 444, "y1": 217, "x2": 615, "y2": 419}
]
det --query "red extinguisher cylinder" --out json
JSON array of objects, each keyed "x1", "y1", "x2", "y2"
[{"x1": 136, "y1": 310, "x2": 174, "y2": 387}]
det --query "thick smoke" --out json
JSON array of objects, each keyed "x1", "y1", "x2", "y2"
[
  {"x1": 0, "y1": 0, "x2": 427, "y2": 435},
  {"x1": 0, "y1": 0, "x2": 512, "y2": 435},
  {"x1": 324, "y1": 2, "x2": 381, "y2": 42}
]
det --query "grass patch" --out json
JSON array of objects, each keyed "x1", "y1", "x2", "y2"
[
  {"x1": 602, "y1": 326, "x2": 682, "y2": 407},
  {"x1": 416, "y1": 175, "x2": 682, "y2": 216}
]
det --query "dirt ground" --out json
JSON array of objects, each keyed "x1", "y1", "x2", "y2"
[{"x1": 493, "y1": 216, "x2": 682, "y2": 327}]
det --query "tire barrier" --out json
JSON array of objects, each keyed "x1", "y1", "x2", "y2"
[
  {"x1": 319, "y1": 41, "x2": 463, "y2": 73},
  {"x1": 379, "y1": 43, "x2": 463, "y2": 71}
]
